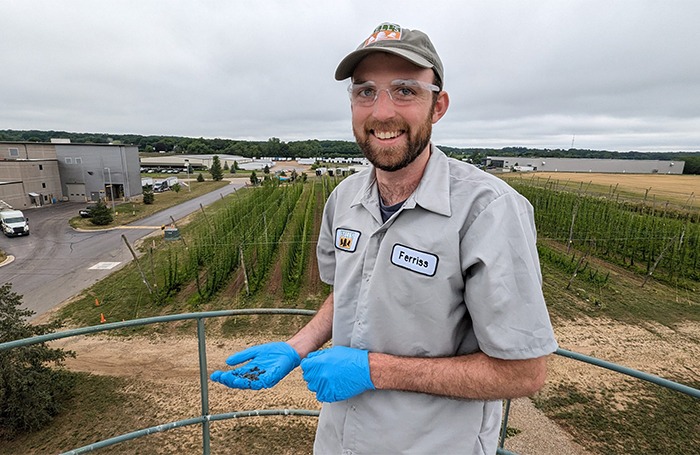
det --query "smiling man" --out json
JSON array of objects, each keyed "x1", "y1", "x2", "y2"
[{"x1": 212, "y1": 23, "x2": 558, "y2": 454}]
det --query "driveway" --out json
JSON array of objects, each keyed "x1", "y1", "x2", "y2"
[{"x1": 0, "y1": 181, "x2": 244, "y2": 319}]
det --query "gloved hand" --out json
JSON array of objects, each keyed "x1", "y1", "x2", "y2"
[
  {"x1": 210, "y1": 342, "x2": 301, "y2": 390},
  {"x1": 301, "y1": 346, "x2": 375, "y2": 402}
]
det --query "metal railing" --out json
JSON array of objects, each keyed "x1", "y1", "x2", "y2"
[{"x1": 1, "y1": 309, "x2": 698, "y2": 455}]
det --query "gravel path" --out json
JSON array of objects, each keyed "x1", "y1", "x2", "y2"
[{"x1": 503, "y1": 397, "x2": 591, "y2": 455}]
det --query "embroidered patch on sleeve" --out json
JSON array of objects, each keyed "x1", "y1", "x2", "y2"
[
  {"x1": 335, "y1": 228, "x2": 361, "y2": 253},
  {"x1": 390, "y1": 244, "x2": 438, "y2": 276}
]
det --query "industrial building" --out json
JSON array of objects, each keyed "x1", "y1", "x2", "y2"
[
  {"x1": 484, "y1": 156, "x2": 685, "y2": 174},
  {"x1": 139, "y1": 154, "x2": 254, "y2": 172},
  {"x1": 0, "y1": 140, "x2": 140, "y2": 209}
]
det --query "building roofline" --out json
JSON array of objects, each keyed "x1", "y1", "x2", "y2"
[{"x1": 0, "y1": 141, "x2": 136, "y2": 147}]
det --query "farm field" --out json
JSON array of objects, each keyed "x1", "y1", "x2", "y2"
[
  {"x1": 502, "y1": 171, "x2": 700, "y2": 209},
  {"x1": 4, "y1": 172, "x2": 699, "y2": 454}
]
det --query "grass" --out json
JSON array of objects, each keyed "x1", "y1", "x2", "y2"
[
  {"x1": 0, "y1": 371, "x2": 318, "y2": 455},
  {"x1": 540, "y1": 241, "x2": 699, "y2": 326},
  {"x1": 69, "y1": 179, "x2": 231, "y2": 230},
  {"x1": 0, "y1": 373, "x2": 138, "y2": 455},
  {"x1": 533, "y1": 380, "x2": 700, "y2": 454}
]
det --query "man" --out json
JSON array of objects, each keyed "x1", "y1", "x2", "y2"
[{"x1": 211, "y1": 22, "x2": 558, "y2": 454}]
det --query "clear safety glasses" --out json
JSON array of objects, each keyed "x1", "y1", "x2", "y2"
[{"x1": 348, "y1": 79, "x2": 440, "y2": 107}]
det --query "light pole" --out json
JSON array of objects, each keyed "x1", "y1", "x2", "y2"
[
  {"x1": 184, "y1": 159, "x2": 191, "y2": 192},
  {"x1": 104, "y1": 167, "x2": 115, "y2": 210}
]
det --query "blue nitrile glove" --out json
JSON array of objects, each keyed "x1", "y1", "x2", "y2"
[
  {"x1": 210, "y1": 342, "x2": 301, "y2": 390},
  {"x1": 300, "y1": 346, "x2": 375, "y2": 402}
]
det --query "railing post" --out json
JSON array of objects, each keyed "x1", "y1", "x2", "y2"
[
  {"x1": 499, "y1": 399, "x2": 511, "y2": 448},
  {"x1": 197, "y1": 318, "x2": 211, "y2": 454}
]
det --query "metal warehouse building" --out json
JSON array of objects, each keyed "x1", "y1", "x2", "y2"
[
  {"x1": 485, "y1": 156, "x2": 685, "y2": 174},
  {"x1": 0, "y1": 140, "x2": 141, "y2": 209}
]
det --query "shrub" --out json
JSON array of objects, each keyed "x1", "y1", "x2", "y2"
[
  {"x1": 197, "y1": 173, "x2": 205, "y2": 183},
  {"x1": 0, "y1": 283, "x2": 76, "y2": 439},
  {"x1": 89, "y1": 200, "x2": 113, "y2": 225},
  {"x1": 143, "y1": 191, "x2": 154, "y2": 205}
]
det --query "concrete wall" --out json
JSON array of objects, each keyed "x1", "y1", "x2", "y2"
[
  {"x1": 55, "y1": 144, "x2": 141, "y2": 201},
  {"x1": 0, "y1": 181, "x2": 29, "y2": 209},
  {"x1": 0, "y1": 160, "x2": 62, "y2": 208},
  {"x1": 0, "y1": 142, "x2": 57, "y2": 160}
]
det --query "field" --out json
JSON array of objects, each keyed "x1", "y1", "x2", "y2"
[
  {"x1": 4, "y1": 172, "x2": 699, "y2": 455},
  {"x1": 502, "y1": 171, "x2": 700, "y2": 209}
]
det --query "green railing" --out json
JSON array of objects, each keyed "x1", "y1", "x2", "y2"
[{"x1": 1, "y1": 309, "x2": 698, "y2": 455}]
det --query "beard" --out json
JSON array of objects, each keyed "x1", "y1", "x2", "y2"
[{"x1": 353, "y1": 108, "x2": 434, "y2": 172}]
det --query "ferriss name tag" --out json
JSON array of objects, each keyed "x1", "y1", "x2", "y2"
[
  {"x1": 335, "y1": 228, "x2": 361, "y2": 253},
  {"x1": 391, "y1": 244, "x2": 438, "y2": 276}
]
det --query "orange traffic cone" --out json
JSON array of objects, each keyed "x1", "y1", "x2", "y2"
[
  {"x1": 95, "y1": 298, "x2": 100, "y2": 307},
  {"x1": 100, "y1": 313, "x2": 106, "y2": 323}
]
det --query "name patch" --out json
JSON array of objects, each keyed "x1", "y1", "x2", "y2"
[
  {"x1": 390, "y1": 244, "x2": 438, "y2": 276},
  {"x1": 335, "y1": 228, "x2": 361, "y2": 253}
]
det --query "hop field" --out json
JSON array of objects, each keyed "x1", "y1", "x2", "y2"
[{"x1": 5, "y1": 172, "x2": 697, "y2": 455}]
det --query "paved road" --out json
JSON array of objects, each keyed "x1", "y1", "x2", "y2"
[{"x1": 0, "y1": 181, "x2": 244, "y2": 319}]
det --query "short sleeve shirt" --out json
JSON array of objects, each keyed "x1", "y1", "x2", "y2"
[{"x1": 314, "y1": 146, "x2": 558, "y2": 454}]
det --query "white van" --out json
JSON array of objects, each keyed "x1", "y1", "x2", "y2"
[{"x1": 0, "y1": 209, "x2": 30, "y2": 237}]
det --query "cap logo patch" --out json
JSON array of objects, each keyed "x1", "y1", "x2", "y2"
[{"x1": 364, "y1": 23, "x2": 402, "y2": 47}]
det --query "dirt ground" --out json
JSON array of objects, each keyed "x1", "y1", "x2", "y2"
[{"x1": 45, "y1": 313, "x2": 699, "y2": 455}]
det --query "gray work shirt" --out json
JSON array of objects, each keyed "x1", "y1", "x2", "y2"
[{"x1": 315, "y1": 146, "x2": 558, "y2": 455}]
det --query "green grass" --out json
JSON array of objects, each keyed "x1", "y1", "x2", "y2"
[{"x1": 69, "y1": 179, "x2": 229, "y2": 230}]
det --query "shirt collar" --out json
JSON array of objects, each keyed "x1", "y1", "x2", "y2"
[{"x1": 351, "y1": 144, "x2": 452, "y2": 218}]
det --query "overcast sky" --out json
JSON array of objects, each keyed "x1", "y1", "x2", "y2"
[{"x1": 2, "y1": 1, "x2": 699, "y2": 152}]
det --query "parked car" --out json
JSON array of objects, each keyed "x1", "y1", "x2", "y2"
[{"x1": 79, "y1": 204, "x2": 98, "y2": 218}]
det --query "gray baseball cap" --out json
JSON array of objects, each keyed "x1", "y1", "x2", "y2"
[{"x1": 335, "y1": 23, "x2": 444, "y2": 87}]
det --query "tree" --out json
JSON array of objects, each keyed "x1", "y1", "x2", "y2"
[
  {"x1": 250, "y1": 171, "x2": 259, "y2": 186},
  {"x1": 682, "y1": 156, "x2": 700, "y2": 175},
  {"x1": 223, "y1": 161, "x2": 229, "y2": 171},
  {"x1": 263, "y1": 165, "x2": 270, "y2": 175},
  {"x1": 142, "y1": 190, "x2": 154, "y2": 205},
  {"x1": 171, "y1": 183, "x2": 181, "y2": 193},
  {"x1": 89, "y1": 200, "x2": 113, "y2": 226},
  {"x1": 210, "y1": 155, "x2": 223, "y2": 181},
  {"x1": 0, "y1": 283, "x2": 76, "y2": 438},
  {"x1": 197, "y1": 173, "x2": 205, "y2": 182}
]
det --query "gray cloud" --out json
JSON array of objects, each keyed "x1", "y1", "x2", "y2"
[{"x1": 1, "y1": 0, "x2": 699, "y2": 152}]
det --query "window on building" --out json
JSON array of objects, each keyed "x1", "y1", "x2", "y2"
[
  {"x1": 42, "y1": 183, "x2": 46, "y2": 188},
  {"x1": 65, "y1": 157, "x2": 73, "y2": 164},
  {"x1": 75, "y1": 157, "x2": 82, "y2": 164},
  {"x1": 39, "y1": 164, "x2": 44, "y2": 171},
  {"x1": 9, "y1": 148, "x2": 19, "y2": 157}
]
